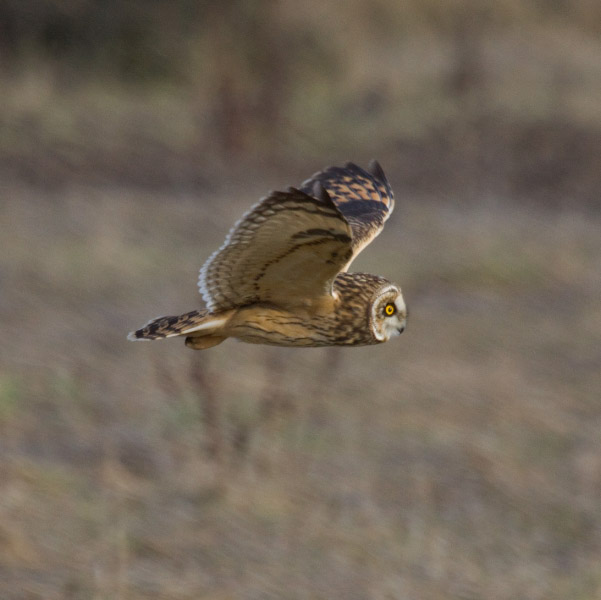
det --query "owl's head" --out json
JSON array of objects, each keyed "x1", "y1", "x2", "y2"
[{"x1": 370, "y1": 283, "x2": 407, "y2": 342}]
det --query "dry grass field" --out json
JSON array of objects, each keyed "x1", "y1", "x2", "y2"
[
  {"x1": 1, "y1": 176, "x2": 600, "y2": 599},
  {"x1": 1, "y1": 2, "x2": 601, "y2": 598}
]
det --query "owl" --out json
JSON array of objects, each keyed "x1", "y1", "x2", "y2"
[{"x1": 128, "y1": 161, "x2": 406, "y2": 350}]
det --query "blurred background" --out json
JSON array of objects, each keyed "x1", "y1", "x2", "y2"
[{"x1": 1, "y1": 1, "x2": 601, "y2": 598}]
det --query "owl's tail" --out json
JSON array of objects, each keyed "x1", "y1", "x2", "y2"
[{"x1": 127, "y1": 309, "x2": 230, "y2": 350}]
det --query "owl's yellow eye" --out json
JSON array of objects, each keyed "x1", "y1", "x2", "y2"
[{"x1": 384, "y1": 303, "x2": 396, "y2": 316}]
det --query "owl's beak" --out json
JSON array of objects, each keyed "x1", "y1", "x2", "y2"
[{"x1": 397, "y1": 326, "x2": 405, "y2": 334}]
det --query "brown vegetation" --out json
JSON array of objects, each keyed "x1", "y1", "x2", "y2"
[{"x1": 1, "y1": 2, "x2": 600, "y2": 598}]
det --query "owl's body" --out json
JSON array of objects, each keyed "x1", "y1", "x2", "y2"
[{"x1": 129, "y1": 161, "x2": 407, "y2": 349}]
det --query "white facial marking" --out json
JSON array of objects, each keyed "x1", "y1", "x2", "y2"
[{"x1": 372, "y1": 287, "x2": 407, "y2": 342}]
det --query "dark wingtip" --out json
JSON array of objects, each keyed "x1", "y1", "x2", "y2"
[
  {"x1": 368, "y1": 159, "x2": 386, "y2": 181},
  {"x1": 313, "y1": 181, "x2": 331, "y2": 204},
  {"x1": 127, "y1": 329, "x2": 150, "y2": 341}
]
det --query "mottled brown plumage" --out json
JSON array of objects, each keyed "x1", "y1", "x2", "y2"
[{"x1": 128, "y1": 161, "x2": 406, "y2": 349}]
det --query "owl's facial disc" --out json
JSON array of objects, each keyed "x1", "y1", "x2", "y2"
[{"x1": 372, "y1": 285, "x2": 407, "y2": 342}]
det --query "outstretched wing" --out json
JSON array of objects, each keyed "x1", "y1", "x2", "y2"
[
  {"x1": 199, "y1": 187, "x2": 354, "y2": 312},
  {"x1": 300, "y1": 160, "x2": 394, "y2": 261}
]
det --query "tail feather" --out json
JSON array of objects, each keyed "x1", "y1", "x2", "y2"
[{"x1": 128, "y1": 309, "x2": 227, "y2": 341}]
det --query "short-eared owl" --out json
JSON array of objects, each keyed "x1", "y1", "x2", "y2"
[{"x1": 129, "y1": 161, "x2": 406, "y2": 349}]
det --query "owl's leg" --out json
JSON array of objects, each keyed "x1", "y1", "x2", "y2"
[{"x1": 185, "y1": 335, "x2": 227, "y2": 350}]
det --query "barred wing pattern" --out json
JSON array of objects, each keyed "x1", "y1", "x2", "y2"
[
  {"x1": 300, "y1": 160, "x2": 394, "y2": 260},
  {"x1": 199, "y1": 188, "x2": 354, "y2": 312}
]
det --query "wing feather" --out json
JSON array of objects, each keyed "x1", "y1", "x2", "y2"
[
  {"x1": 300, "y1": 160, "x2": 394, "y2": 259},
  {"x1": 199, "y1": 188, "x2": 353, "y2": 312}
]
